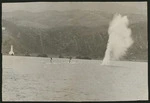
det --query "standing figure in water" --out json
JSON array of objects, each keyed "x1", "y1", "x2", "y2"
[
  {"x1": 69, "y1": 57, "x2": 72, "y2": 63},
  {"x1": 50, "y1": 57, "x2": 53, "y2": 63}
]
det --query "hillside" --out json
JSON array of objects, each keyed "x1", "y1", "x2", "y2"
[{"x1": 2, "y1": 10, "x2": 147, "y2": 60}]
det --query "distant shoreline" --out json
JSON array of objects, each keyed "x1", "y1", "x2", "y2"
[{"x1": 2, "y1": 54, "x2": 147, "y2": 62}]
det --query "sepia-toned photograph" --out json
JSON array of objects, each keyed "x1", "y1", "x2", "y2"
[{"x1": 2, "y1": 2, "x2": 148, "y2": 101}]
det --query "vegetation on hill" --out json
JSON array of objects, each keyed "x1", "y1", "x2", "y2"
[{"x1": 2, "y1": 10, "x2": 147, "y2": 61}]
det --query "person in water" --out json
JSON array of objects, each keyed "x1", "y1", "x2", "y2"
[
  {"x1": 50, "y1": 57, "x2": 52, "y2": 63},
  {"x1": 69, "y1": 57, "x2": 72, "y2": 63}
]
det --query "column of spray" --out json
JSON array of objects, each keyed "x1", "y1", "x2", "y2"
[{"x1": 102, "y1": 14, "x2": 133, "y2": 65}]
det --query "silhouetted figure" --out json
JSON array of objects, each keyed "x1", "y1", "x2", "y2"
[
  {"x1": 69, "y1": 57, "x2": 72, "y2": 63},
  {"x1": 50, "y1": 57, "x2": 53, "y2": 63}
]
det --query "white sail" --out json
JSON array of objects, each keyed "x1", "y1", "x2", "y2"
[{"x1": 9, "y1": 45, "x2": 14, "y2": 55}]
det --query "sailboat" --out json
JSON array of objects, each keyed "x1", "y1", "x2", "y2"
[{"x1": 9, "y1": 45, "x2": 14, "y2": 56}]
